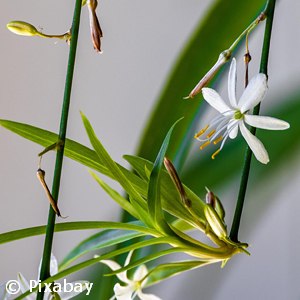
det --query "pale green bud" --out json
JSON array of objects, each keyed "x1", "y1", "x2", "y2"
[
  {"x1": 7, "y1": 21, "x2": 38, "y2": 36},
  {"x1": 205, "y1": 188, "x2": 225, "y2": 222},
  {"x1": 204, "y1": 204, "x2": 227, "y2": 240}
]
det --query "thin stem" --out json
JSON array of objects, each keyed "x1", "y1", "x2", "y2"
[
  {"x1": 36, "y1": 0, "x2": 82, "y2": 299},
  {"x1": 228, "y1": 11, "x2": 266, "y2": 53},
  {"x1": 229, "y1": 0, "x2": 276, "y2": 242},
  {"x1": 37, "y1": 32, "x2": 70, "y2": 40}
]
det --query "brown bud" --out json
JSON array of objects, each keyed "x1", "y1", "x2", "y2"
[{"x1": 87, "y1": 0, "x2": 103, "y2": 52}]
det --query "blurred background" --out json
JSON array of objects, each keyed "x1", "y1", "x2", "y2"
[{"x1": 1, "y1": 0, "x2": 300, "y2": 299}]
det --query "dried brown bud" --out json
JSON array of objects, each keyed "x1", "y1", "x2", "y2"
[
  {"x1": 87, "y1": 0, "x2": 103, "y2": 52},
  {"x1": 164, "y1": 157, "x2": 191, "y2": 207}
]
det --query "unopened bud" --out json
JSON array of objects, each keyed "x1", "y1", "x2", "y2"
[
  {"x1": 7, "y1": 21, "x2": 38, "y2": 36},
  {"x1": 87, "y1": 0, "x2": 103, "y2": 52},
  {"x1": 164, "y1": 157, "x2": 191, "y2": 207},
  {"x1": 186, "y1": 50, "x2": 231, "y2": 99},
  {"x1": 205, "y1": 188, "x2": 225, "y2": 222},
  {"x1": 204, "y1": 204, "x2": 227, "y2": 240}
]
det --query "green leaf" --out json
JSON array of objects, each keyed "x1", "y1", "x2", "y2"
[
  {"x1": 146, "y1": 260, "x2": 211, "y2": 286},
  {"x1": 0, "y1": 118, "x2": 204, "y2": 225},
  {"x1": 0, "y1": 119, "x2": 148, "y2": 196},
  {"x1": 107, "y1": 247, "x2": 189, "y2": 276},
  {"x1": 89, "y1": 171, "x2": 140, "y2": 220},
  {"x1": 148, "y1": 119, "x2": 182, "y2": 232},
  {"x1": 0, "y1": 221, "x2": 157, "y2": 245},
  {"x1": 59, "y1": 228, "x2": 144, "y2": 270},
  {"x1": 125, "y1": 155, "x2": 206, "y2": 226},
  {"x1": 80, "y1": 112, "x2": 153, "y2": 226},
  {"x1": 136, "y1": 0, "x2": 265, "y2": 168},
  {"x1": 0, "y1": 119, "x2": 109, "y2": 175}
]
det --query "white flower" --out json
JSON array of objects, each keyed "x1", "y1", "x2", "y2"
[
  {"x1": 17, "y1": 253, "x2": 89, "y2": 300},
  {"x1": 100, "y1": 251, "x2": 161, "y2": 300},
  {"x1": 195, "y1": 58, "x2": 290, "y2": 164}
]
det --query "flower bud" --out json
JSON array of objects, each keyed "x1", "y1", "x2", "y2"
[
  {"x1": 87, "y1": 0, "x2": 103, "y2": 52},
  {"x1": 7, "y1": 21, "x2": 38, "y2": 36},
  {"x1": 204, "y1": 204, "x2": 227, "y2": 240},
  {"x1": 205, "y1": 188, "x2": 225, "y2": 222},
  {"x1": 186, "y1": 49, "x2": 231, "y2": 99}
]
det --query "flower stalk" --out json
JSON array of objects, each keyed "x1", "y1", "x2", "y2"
[
  {"x1": 36, "y1": 0, "x2": 83, "y2": 299},
  {"x1": 186, "y1": 10, "x2": 266, "y2": 99},
  {"x1": 230, "y1": 0, "x2": 277, "y2": 242}
]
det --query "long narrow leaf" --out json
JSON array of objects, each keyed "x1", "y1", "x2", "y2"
[
  {"x1": 81, "y1": 112, "x2": 152, "y2": 226},
  {"x1": 59, "y1": 229, "x2": 144, "y2": 270},
  {"x1": 148, "y1": 119, "x2": 182, "y2": 232},
  {"x1": 0, "y1": 221, "x2": 157, "y2": 245},
  {"x1": 146, "y1": 260, "x2": 212, "y2": 286},
  {"x1": 125, "y1": 155, "x2": 206, "y2": 225},
  {"x1": 107, "y1": 247, "x2": 190, "y2": 276},
  {"x1": 0, "y1": 119, "x2": 203, "y2": 225},
  {"x1": 90, "y1": 171, "x2": 140, "y2": 220}
]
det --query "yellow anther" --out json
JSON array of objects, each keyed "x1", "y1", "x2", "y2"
[
  {"x1": 200, "y1": 141, "x2": 210, "y2": 150},
  {"x1": 213, "y1": 136, "x2": 223, "y2": 145},
  {"x1": 206, "y1": 129, "x2": 216, "y2": 138},
  {"x1": 194, "y1": 125, "x2": 209, "y2": 138},
  {"x1": 211, "y1": 149, "x2": 221, "y2": 159}
]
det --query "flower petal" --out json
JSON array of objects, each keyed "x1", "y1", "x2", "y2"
[
  {"x1": 114, "y1": 283, "x2": 134, "y2": 300},
  {"x1": 229, "y1": 125, "x2": 238, "y2": 139},
  {"x1": 137, "y1": 289, "x2": 162, "y2": 300},
  {"x1": 101, "y1": 260, "x2": 130, "y2": 284},
  {"x1": 238, "y1": 73, "x2": 267, "y2": 113},
  {"x1": 244, "y1": 115, "x2": 290, "y2": 130},
  {"x1": 133, "y1": 265, "x2": 148, "y2": 282},
  {"x1": 228, "y1": 58, "x2": 237, "y2": 107},
  {"x1": 37, "y1": 253, "x2": 58, "y2": 278},
  {"x1": 239, "y1": 122, "x2": 269, "y2": 164},
  {"x1": 49, "y1": 253, "x2": 58, "y2": 276},
  {"x1": 202, "y1": 88, "x2": 230, "y2": 113},
  {"x1": 124, "y1": 251, "x2": 133, "y2": 267}
]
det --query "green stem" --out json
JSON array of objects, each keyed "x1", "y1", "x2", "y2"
[
  {"x1": 229, "y1": 0, "x2": 276, "y2": 242},
  {"x1": 36, "y1": 0, "x2": 82, "y2": 299}
]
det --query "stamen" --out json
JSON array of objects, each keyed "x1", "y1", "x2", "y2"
[
  {"x1": 213, "y1": 136, "x2": 223, "y2": 144},
  {"x1": 200, "y1": 141, "x2": 210, "y2": 150},
  {"x1": 195, "y1": 125, "x2": 209, "y2": 138},
  {"x1": 212, "y1": 149, "x2": 221, "y2": 159},
  {"x1": 206, "y1": 129, "x2": 216, "y2": 138}
]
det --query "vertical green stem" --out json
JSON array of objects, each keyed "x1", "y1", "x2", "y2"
[
  {"x1": 37, "y1": 1, "x2": 82, "y2": 299},
  {"x1": 229, "y1": 0, "x2": 276, "y2": 242}
]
